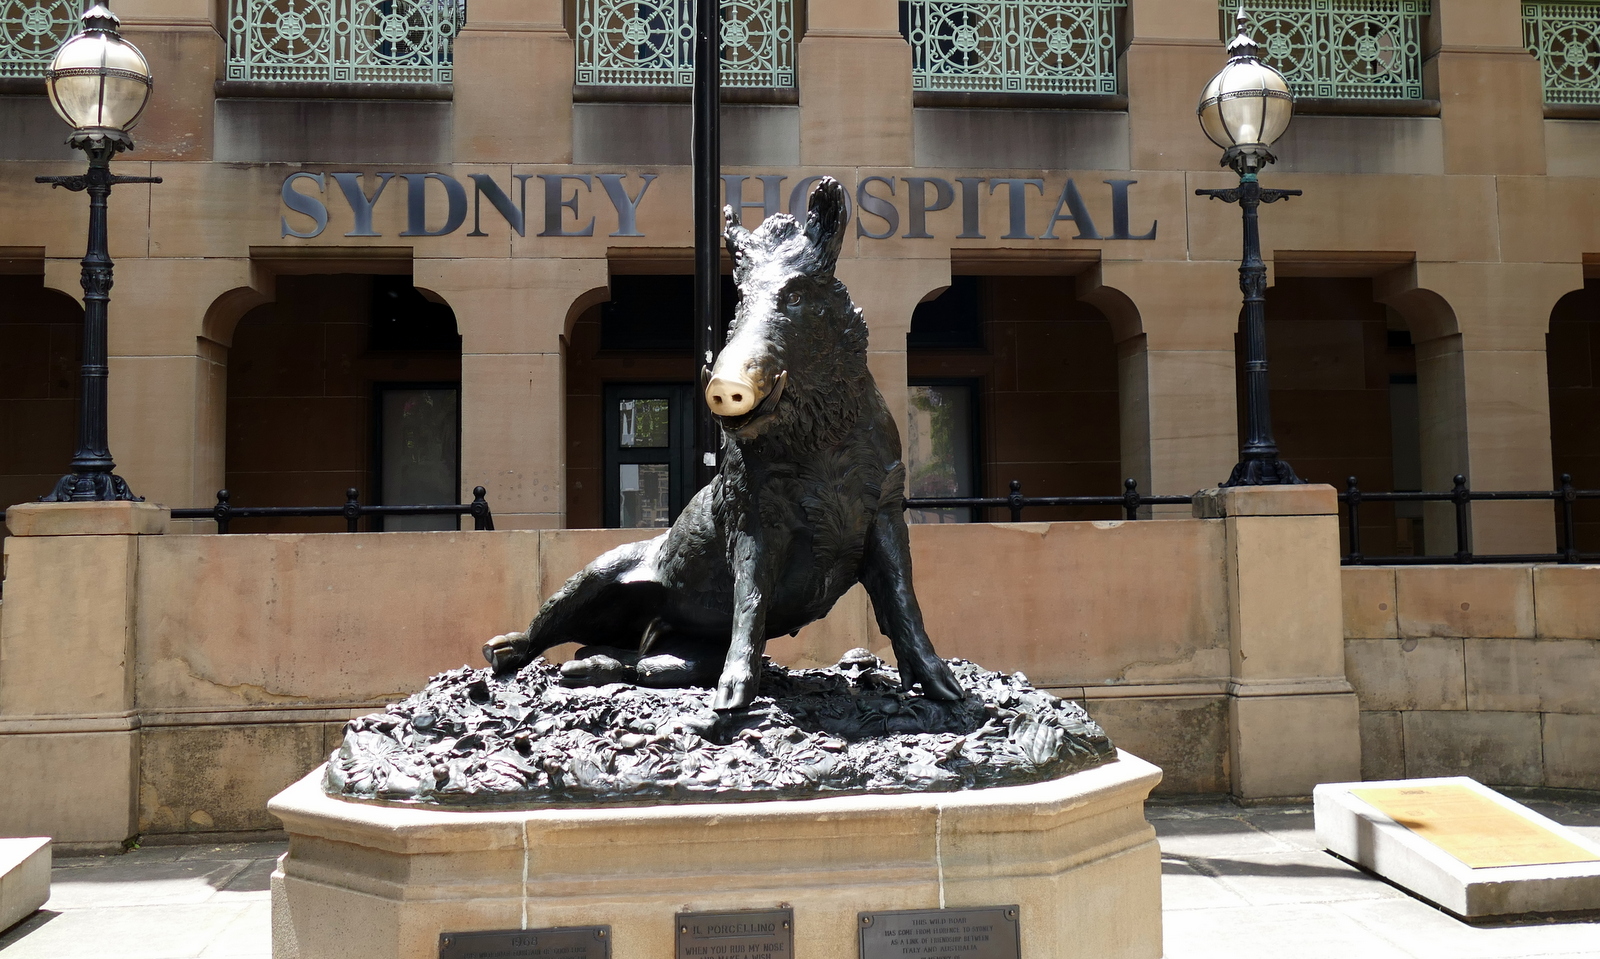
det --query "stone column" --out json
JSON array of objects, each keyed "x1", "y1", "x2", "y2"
[
  {"x1": 1382, "y1": 261, "x2": 1580, "y2": 554},
  {"x1": 1124, "y1": 0, "x2": 1225, "y2": 172},
  {"x1": 835, "y1": 257, "x2": 950, "y2": 439},
  {"x1": 452, "y1": 0, "x2": 574, "y2": 163},
  {"x1": 1432, "y1": 0, "x2": 1547, "y2": 177},
  {"x1": 798, "y1": 0, "x2": 913, "y2": 167},
  {"x1": 0, "y1": 502, "x2": 167, "y2": 849},
  {"x1": 118, "y1": 0, "x2": 219, "y2": 161},
  {"x1": 1086, "y1": 259, "x2": 1243, "y2": 503},
  {"x1": 415, "y1": 257, "x2": 608, "y2": 529},
  {"x1": 1194, "y1": 485, "x2": 1360, "y2": 801}
]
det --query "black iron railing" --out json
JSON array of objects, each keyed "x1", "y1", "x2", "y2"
[
  {"x1": 1340, "y1": 475, "x2": 1600, "y2": 566},
  {"x1": 905, "y1": 479, "x2": 1193, "y2": 522},
  {"x1": 171, "y1": 487, "x2": 495, "y2": 534}
]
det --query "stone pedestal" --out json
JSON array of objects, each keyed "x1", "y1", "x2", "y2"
[
  {"x1": 268, "y1": 751, "x2": 1164, "y2": 959},
  {"x1": 1193, "y1": 485, "x2": 1362, "y2": 801},
  {"x1": 0, "y1": 501, "x2": 168, "y2": 850}
]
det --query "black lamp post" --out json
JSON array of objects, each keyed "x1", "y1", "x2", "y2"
[
  {"x1": 1197, "y1": 4, "x2": 1304, "y2": 487},
  {"x1": 35, "y1": 4, "x2": 160, "y2": 502},
  {"x1": 692, "y1": 0, "x2": 723, "y2": 489}
]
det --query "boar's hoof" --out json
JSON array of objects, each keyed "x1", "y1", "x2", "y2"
[
  {"x1": 560, "y1": 654, "x2": 633, "y2": 687},
  {"x1": 904, "y1": 651, "x2": 965, "y2": 701},
  {"x1": 482, "y1": 631, "x2": 533, "y2": 674},
  {"x1": 712, "y1": 663, "x2": 760, "y2": 712}
]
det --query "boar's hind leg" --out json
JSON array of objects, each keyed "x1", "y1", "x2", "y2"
[
  {"x1": 484, "y1": 540, "x2": 659, "y2": 674},
  {"x1": 860, "y1": 509, "x2": 964, "y2": 700}
]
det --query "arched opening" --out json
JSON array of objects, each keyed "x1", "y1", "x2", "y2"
[
  {"x1": 1548, "y1": 281, "x2": 1600, "y2": 552},
  {"x1": 225, "y1": 274, "x2": 461, "y2": 532},
  {"x1": 1251, "y1": 276, "x2": 1422, "y2": 556},
  {"x1": 564, "y1": 268, "x2": 734, "y2": 529},
  {"x1": 0, "y1": 271, "x2": 83, "y2": 542},
  {"x1": 907, "y1": 274, "x2": 1120, "y2": 522}
]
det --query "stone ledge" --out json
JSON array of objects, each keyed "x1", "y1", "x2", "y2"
[
  {"x1": 1192, "y1": 484, "x2": 1339, "y2": 519},
  {"x1": 1315, "y1": 777, "x2": 1600, "y2": 918},
  {"x1": 0, "y1": 837, "x2": 50, "y2": 933},
  {"x1": 4, "y1": 501, "x2": 169, "y2": 537}
]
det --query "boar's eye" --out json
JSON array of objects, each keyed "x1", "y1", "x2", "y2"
[{"x1": 785, "y1": 290, "x2": 802, "y2": 307}]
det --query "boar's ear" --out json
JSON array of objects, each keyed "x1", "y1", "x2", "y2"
[
  {"x1": 724, "y1": 204, "x2": 755, "y2": 267},
  {"x1": 804, "y1": 177, "x2": 849, "y2": 277}
]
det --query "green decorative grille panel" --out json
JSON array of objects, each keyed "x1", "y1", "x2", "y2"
[
  {"x1": 1223, "y1": 1, "x2": 1428, "y2": 100},
  {"x1": 0, "y1": 1, "x2": 85, "y2": 79},
  {"x1": 904, "y1": 0, "x2": 1125, "y2": 95},
  {"x1": 575, "y1": 0, "x2": 795, "y2": 88},
  {"x1": 1525, "y1": 3, "x2": 1600, "y2": 105},
  {"x1": 226, "y1": 0, "x2": 464, "y2": 84}
]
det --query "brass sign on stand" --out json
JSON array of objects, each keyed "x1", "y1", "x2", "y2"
[
  {"x1": 858, "y1": 906, "x2": 1020, "y2": 959},
  {"x1": 438, "y1": 925, "x2": 610, "y2": 959},
  {"x1": 675, "y1": 908, "x2": 793, "y2": 958}
]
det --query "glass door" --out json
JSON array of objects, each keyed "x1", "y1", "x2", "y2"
[
  {"x1": 604, "y1": 383, "x2": 696, "y2": 528},
  {"x1": 376, "y1": 384, "x2": 460, "y2": 531}
]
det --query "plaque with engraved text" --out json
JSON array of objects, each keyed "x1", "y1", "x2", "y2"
[
  {"x1": 858, "y1": 906, "x2": 1020, "y2": 959},
  {"x1": 676, "y1": 908, "x2": 793, "y2": 959},
  {"x1": 439, "y1": 925, "x2": 610, "y2": 959}
]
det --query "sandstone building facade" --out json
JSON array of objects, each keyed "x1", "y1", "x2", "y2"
[{"x1": 2, "y1": 0, "x2": 1598, "y2": 554}]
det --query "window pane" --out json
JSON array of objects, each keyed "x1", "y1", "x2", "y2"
[
  {"x1": 381, "y1": 388, "x2": 459, "y2": 532},
  {"x1": 620, "y1": 398, "x2": 671, "y2": 448},
  {"x1": 906, "y1": 384, "x2": 974, "y2": 524},
  {"x1": 619, "y1": 463, "x2": 672, "y2": 528}
]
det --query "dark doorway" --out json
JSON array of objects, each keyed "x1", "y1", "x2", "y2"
[
  {"x1": 907, "y1": 274, "x2": 1120, "y2": 522},
  {"x1": 1251, "y1": 277, "x2": 1421, "y2": 556},
  {"x1": 1548, "y1": 281, "x2": 1600, "y2": 552},
  {"x1": 0, "y1": 272, "x2": 83, "y2": 542},
  {"x1": 566, "y1": 272, "x2": 734, "y2": 528},
  {"x1": 226, "y1": 274, "x2": 461, "y2": 532}
]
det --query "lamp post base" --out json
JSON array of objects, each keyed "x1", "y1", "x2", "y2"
[
  {"x1": 1222, "y1": 457, "x2": 1304, "y2": 488},
  {"x1": 42, "y1": 472, "x2": 142, "y2": 503}
]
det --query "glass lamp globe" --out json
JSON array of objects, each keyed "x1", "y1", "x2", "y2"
[
  {"x1": 44, "y1": 4, "x2": 153, "y2": 147},
  {"x1": 1197, "y1": 7, "x2": 1293, "y2": 173}
]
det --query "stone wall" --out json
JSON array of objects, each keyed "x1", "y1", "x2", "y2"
[
  {"x1": 1343, "y1": 565, "x2": 1600, "y2": 791},
  {"x1": 1, "y1": 487, "x2": 1357, "y2": 847}
]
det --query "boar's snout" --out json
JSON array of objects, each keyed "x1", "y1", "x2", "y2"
[
  {"x1": 705, "y1": 344, "x2": 782, "y2": 419},
  {"x1": 705, "y1": 366, "x2": 769, "y2": 417}
]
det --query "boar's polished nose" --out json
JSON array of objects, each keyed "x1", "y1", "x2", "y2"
[{"x1": 705, "y1": 373, "x2": 765, "y2": 417}]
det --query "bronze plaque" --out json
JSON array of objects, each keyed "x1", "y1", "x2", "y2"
[
  {"x1": 858, "y1": 906, "x2": 1020, "y2": 959},
  {"x1": 438, "y1": 925, "x2": 610, "y2": 959},
  {"x1": 676, "y1": 908, "x2": 793, "y2": 958}
]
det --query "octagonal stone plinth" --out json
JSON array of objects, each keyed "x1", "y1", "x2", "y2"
[{"x1": 268, "y1": 751, "x2": 1163, "y2": 959}]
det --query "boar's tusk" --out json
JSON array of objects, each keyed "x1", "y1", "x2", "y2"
[
  {"x1": 767, "y1": 370, "x2": 788, "y2": 409},
  {"x1": 700, "y1": 364, "x2": 713, "y2": 392}
]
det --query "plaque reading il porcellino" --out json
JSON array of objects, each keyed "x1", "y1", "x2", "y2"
[
  {"x1": 858, "y1": 906, "x2": 1020, "y2": 959},
  {"x1": 676, "y1": 908, "x2": 793, "y2": 958},
  {"x1": 439, "y1": 925, "x2": 610, "y2": 959}
]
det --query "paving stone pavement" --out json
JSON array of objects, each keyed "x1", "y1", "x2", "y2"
[{"x1": 1, "y1": 796, "x2": 1597, "y2": 958}]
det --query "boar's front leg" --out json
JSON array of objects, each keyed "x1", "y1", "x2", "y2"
[
  {"x1": 713, "y1": 524, "x2": 776, "y2": 711},
  {"x1": 860, "y1": 508, "x2": 964, "y2": 700}
]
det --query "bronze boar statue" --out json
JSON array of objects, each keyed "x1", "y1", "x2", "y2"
[{"x1": 483, "y1": 177, "x2": 963, "y2": 711}]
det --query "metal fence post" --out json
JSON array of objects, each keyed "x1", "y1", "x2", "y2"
[
  {"x1": 1122, "y1": 478, "x2": 1142, "y2": 520},
  {"x1": 1008, "y1": 480, "x2": 1024, "y2": 523},
  {"x1": 343, "y1": 488, "x2": 361, "y2": 533},
  {"x1": 1344, "y1": 477, "x2": 1363, "y2": 565},
  {"x1": 1561, "y1": 473, "x2": 1578, "y2": 564},
  {"x1": 470, "y1": 486, "x2": 494, "y2": 531},
  {"x1": 214, "y1": 488, "x2": 231, "y2": 535},
  {"x1": 1452, "y1": 475, "x2": 1471, "y2": 563}
]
